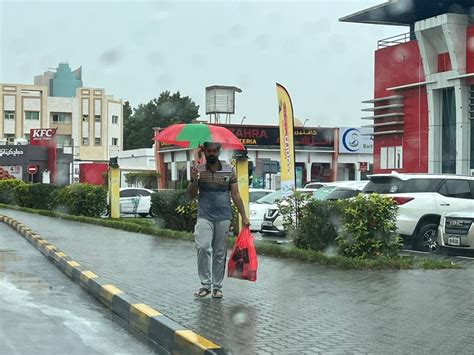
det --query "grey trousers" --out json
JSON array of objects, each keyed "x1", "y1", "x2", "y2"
[{"x1": 194, "y1": 218, "x2": 231, "y2": 290}]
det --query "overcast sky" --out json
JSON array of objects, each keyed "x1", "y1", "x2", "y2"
[{"x1": 0, "y1": 0, "x2": 404, "y2": 127}]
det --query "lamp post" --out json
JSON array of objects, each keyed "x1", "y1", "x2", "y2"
[
  {"x1": 303, "y1": 119, "x2": 309, "y2": 127},
  {"x1": 240, "y1": 116, "x2": 247, "y2": 125}
]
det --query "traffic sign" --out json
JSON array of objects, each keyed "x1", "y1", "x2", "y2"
[{"x1": 27, "y1": 164, "x2": 38, "y2": 175}]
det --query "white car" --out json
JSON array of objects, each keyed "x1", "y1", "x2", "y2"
[
  {"x1": 437, "y1": 210, "x2": 474, "y2": 254},
  {"x1": 363, "y1": 173, "x2": 474, "y2": 252},
  {"x1": 261, "y1": 182, "x2": 368, "y2": 235},
  {"x1": 119, "y1": 187, "x2": 154, "y2": 217},
  {"x1": 249, "y1": 190, "x2": 284, "y2": 232},
  {"x1": 249, "y1": 188, "x2": 275, "y2": 203}
]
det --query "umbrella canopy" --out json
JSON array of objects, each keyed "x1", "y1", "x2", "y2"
[{"x1": 154, "y1": 123, "x2": 245, "y2": 150}]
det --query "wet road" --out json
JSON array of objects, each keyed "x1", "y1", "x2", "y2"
[
  {"x1": 0, "y1": 223, "x2": 154, "y2": 354},
  {"x1": 3, "y1": 209, "x2": 474, "y2": 354}
]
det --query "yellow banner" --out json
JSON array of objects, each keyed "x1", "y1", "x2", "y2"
[{"x1": 276, "y1": 83, "x2": 296, "y2": 192}]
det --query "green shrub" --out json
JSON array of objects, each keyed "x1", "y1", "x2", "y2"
[
  {"x1": 152, "y1": 190, "x2": 195, "y2": 231},
  {"x1": 0, "y1": 179, "x2": 28, "y2": 205},
  {"x1": 55, "y1": 184, "x2": 107, "y2": 218},
  {"x1": 29, "y1": 184, "x2": 63, "y2": 210},
  {"x1": 276, "y1": 191, "x2": 313, "y2": 232},
  {"x1": 297, "y1": 200, "x2": 342, "y2": 252},
  {"x1": 337, "y1": 193, "x2": 402, "y2": 259},
  {"x1": 14, "y1": 183, "x2": 32, "y2": 207}
]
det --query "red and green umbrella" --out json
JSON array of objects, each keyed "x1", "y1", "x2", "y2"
[{"x1": 154, "y1": 123, "x2": 244, "y2": 150}]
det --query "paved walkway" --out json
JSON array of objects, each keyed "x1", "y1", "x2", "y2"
[
  {"x1": 2, "y1": 208, "x2": 474, "y2": 354},
  {"x1": 0, "y1": 222, "x2": 154, "y2": 354}
]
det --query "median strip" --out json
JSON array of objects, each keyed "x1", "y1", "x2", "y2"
[{"x1": 0, "y1": 214, "x2": 225, "y2": 354}]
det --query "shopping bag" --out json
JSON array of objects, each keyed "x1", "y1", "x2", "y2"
[{"x1": 228, "y1": 227, "x2": 258, "y2": 282}]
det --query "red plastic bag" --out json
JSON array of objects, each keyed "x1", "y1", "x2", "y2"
[{"x1": 228, "y1": 227, "x2": 258, "y2": 282}]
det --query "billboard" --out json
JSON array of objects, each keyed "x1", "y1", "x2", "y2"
[
  {"x1": 0, "y1": 165, "x2": 22, "y2": 180},
  {"x1": 339, "y1": 127, "x2": 374, "y2": 154}
]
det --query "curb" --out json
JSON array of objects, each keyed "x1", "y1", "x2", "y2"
[{"x1": 0, "y1": 214, "x2": 225, "y2": 355}]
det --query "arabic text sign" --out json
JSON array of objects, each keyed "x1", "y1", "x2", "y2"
[{"x1": 0, "y1": 148, "x2": 24, "y2": 157}]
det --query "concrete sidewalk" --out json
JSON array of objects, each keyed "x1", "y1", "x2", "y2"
[{"x1": 2, "y1": 208, "x2": 474, "y2": 354}]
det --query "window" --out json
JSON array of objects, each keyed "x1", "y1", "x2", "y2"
[
  {"x1": 52, "y1": 113, "x2": 71, "y2": 123},
  {"x1": 399, "y1": 179, "x2": 443, "y2": 193},
  {"x1": 380, "y1": 146, "x2": 403, "y2": 170},
  {"x1": 82, "y1": 137, "x2": 89, "y2": 145},
  {"x1": 82, "y1": 114, "x2": 89, "y2": 122},
  {"x1": 120, "y1": 189, "x2": 136, "y2": 198},
  {"x1": 5, "y1": 134, "x2": 14, "y2": 143},
  {"x1": 363, "y1": 177, "x2": 403, "y2": 194},
  {"x1": 439, "y1": 180, "x2": 472, "y2": 199},
  {"x1": 4, "y1": 111, "x2": 14, "y2": 120},
  {"x1": 94, "y1": 138, "x2": 101, "y2": 145},
  {"x1": 25, "y1": 111, "x2": 39, "y2": 120},
  {"x1": 112, "y1": 115, "x2": 118, "y2": 124},
  {"x1": 56, "y1": 135, "x2": 72, "y2": 146},
  {"x1": 441, "y1": 88, "x2": 456, "y2": 174},
  {"x1": 112, "y1": 137, "x2": 118, "y2": 146},
  {"x1": 95, "y1": 115, "x2": 101, "y2": 122}
]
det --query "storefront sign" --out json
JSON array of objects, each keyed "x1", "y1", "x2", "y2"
[
  {"x1": 30, "y1": 128, "x2": 57, "y2": 146},
  {"x1": 223, "y1": 125, "x2": 335, "y2": 149},
  {"x1": 339, "y1": 128, "x2": 373, "y2": 154},
  {"x1": 0, "y1": 148, "x2": 24, "y2": 157},
  {"x1": 0, "y1": 165, "x2": 22, "y2": 179}
]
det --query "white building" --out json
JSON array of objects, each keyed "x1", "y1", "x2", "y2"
[{"x1": 118, "y1": 148, "x2": 156, "y2": 187}]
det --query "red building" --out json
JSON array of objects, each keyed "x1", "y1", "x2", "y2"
[{"x1": 341, "y1": 0, "x2": 474, "y2": 175}]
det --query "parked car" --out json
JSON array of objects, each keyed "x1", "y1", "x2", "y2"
[
  {"x1": 119, "y1": 187, "x2": 154, "y2": 217},
  {"x1": 261, "y1": 181, "x2": 369, "y2": 235},
  {"x1": 249, "y1": 188, "x2": 275, "y2": 203},
  {"x1": 363, "y1": 173, "x2": 474, "y2": 252},
  {"x1": 437, "y1": 211, "x2": 474, "y2": 254},
  {"x1": 303, "y1": 182, "x2": 328, "y2": 189},
  {"x1": 249, "y1": 190, "x2": 284, "y2": 232},
  {"x1": 312, "y1": 181, "x2": 369, "y2": 200}
]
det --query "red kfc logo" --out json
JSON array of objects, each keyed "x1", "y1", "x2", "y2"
[{"x1": 30, "y1": 128, "x2": 57, "y2": 146}]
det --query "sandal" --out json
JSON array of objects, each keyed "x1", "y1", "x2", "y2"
[
  {"x1": 212, "y1": 289, "x2": 223, "y2": 298},
  {"x1": 194, "y1": 287, "x2": 211, "y2": 298}
]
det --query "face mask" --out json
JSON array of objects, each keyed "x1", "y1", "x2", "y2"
[{"x1": 207, "y1": 155, "x2": 218, "y2": 164}]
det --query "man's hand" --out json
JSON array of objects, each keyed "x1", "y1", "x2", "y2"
[
  {"x1": 190, "y1": 167, "x2": 199, "y2": 183},
  {"x1": 242, "y1": 216, "x2": 250, "y2": 227}
]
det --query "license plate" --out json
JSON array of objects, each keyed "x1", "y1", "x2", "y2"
[
  {"x1": 262, "y1": 221, "x2": 273, "y2": 227},
  {"x1": 448, "y1": 236, "x2": 461, "y2": 246}
]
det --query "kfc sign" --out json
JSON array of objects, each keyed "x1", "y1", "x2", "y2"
[{"x1": 30, "y1": 128, "x2": 57, "y2": 146}]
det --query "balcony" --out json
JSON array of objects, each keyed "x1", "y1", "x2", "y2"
[{"x1": 377, "y1": 32, "x2": 415, "y2": 49}]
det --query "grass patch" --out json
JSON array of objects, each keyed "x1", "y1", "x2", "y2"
[{"x1": 0, "y1": 203, "x2": 461, "y2": 270}]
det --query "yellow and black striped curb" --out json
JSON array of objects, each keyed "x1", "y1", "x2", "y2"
[{"x1": 0, "y1": 215, "x2": 225, "y2": 355}]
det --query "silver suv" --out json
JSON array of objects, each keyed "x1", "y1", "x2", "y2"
[{"x1": 437, "y1": 211, "x2": 474, "y2": 254}]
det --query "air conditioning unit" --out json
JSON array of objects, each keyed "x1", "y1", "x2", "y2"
[{"x1": 0, "y1": 138, "x2": 6, "y2": 145}]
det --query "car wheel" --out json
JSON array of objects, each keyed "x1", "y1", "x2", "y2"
[{"x1": 414, "y1": 223, "x2": 439, "y2": 253}]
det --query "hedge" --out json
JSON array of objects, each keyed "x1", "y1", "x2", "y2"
[{"x1": 0, "y1": 180, "x2": 107, "y2": 218}]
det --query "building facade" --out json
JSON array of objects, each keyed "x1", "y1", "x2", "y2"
[
  {"x1": 0, "y1": 63, "x2": 123, "y2": 183},
  {"x1": 342, "y1": 0, "x2": 474, "y2": 175},
  {"x1": 154, "y1": 124, "x2": 373, "y2": 189}
]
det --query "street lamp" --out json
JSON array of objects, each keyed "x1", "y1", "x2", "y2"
[
  {"x1": 240, "y1": 116, "x2": 247, "y2": 124},
  {"x1": 303, "y1": 119, "x2": 309, "y2": 127}
]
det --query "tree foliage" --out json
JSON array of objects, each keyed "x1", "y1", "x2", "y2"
[{"x1": 123, "y1": 91, "x2": 199, "y2": 150}]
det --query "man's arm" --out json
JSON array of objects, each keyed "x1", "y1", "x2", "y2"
[
  {"x1": 187, "y1": 167, "x2": 199, "y2": 199},
  {"x1": 230, "y1": 183, "x2": 250, "y2": 226}
]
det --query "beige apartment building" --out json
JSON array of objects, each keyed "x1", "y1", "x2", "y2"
[{"x1": 0, "y1": 63, "x2": 123, "y2": 163}]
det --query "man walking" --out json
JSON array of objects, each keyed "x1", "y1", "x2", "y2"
[{"x1": 187, "y1": 142, "x2": 250, "y2": 298}]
